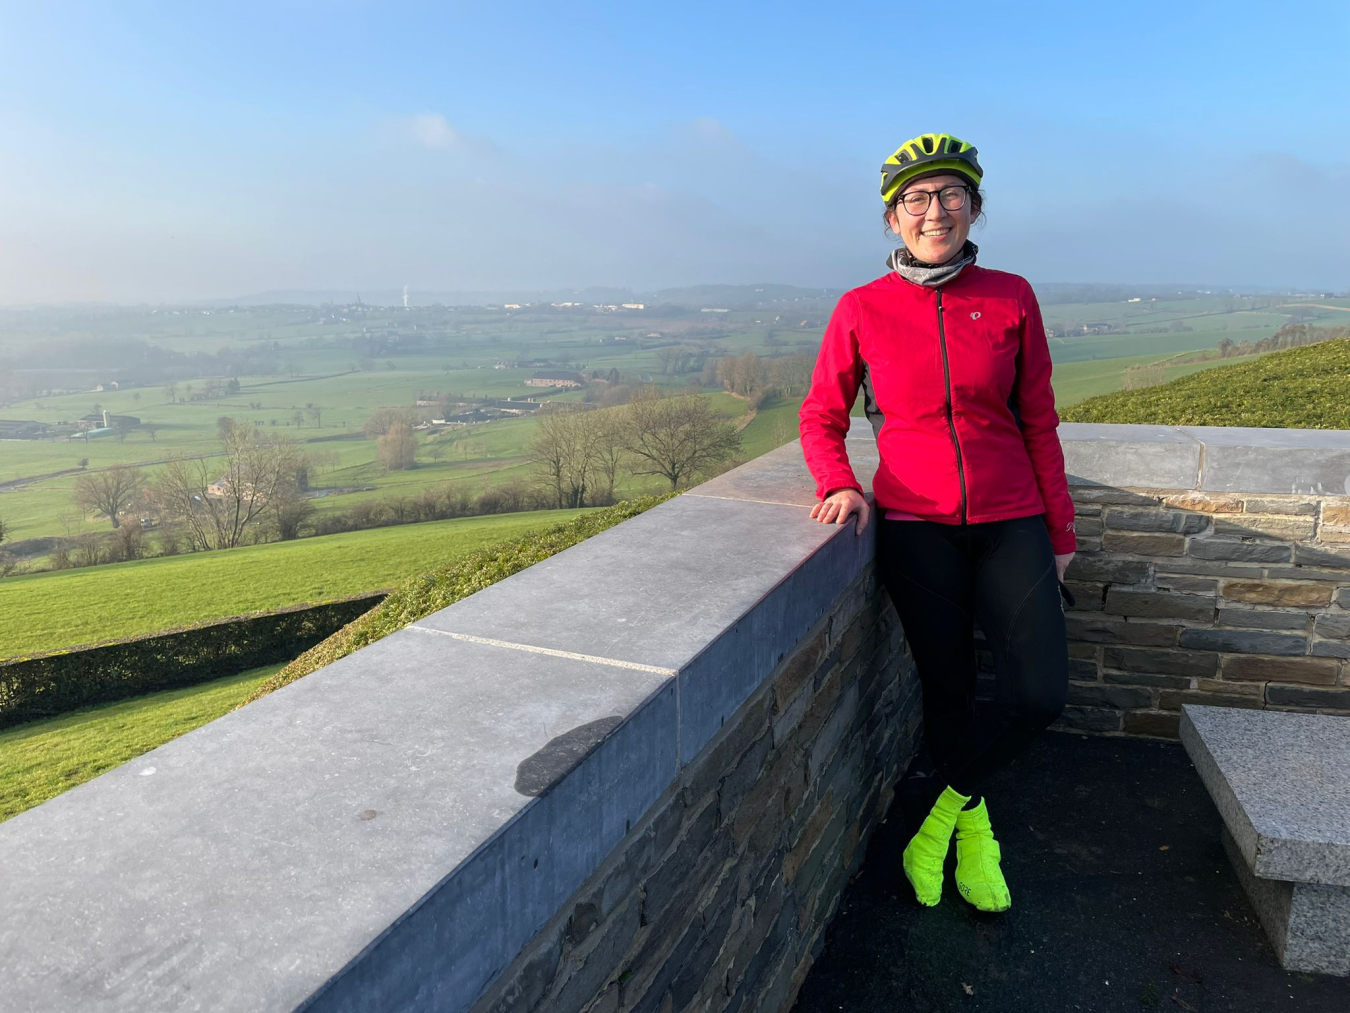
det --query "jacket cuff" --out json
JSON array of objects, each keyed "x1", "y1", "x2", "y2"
[
  {"x1": 1049, "y1": 526, "x2": 1078, "y2": 556},
  {"x1": 817, "y1": 478, "x2": 862, "y2": 500}
]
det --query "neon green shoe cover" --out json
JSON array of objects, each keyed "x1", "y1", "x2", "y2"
[
  {"x1": 902, "y1": 784, "x2": 970, "y2": 906},
  {"x1": 954, "y1": 797, "x2": 1012, "y2": 912}
]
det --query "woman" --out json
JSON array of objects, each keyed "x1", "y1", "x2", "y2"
[{"x1": 797, "y1": 132, "x2": 1076, "y2": 913}]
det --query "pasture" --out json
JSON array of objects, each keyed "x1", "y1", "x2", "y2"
[
  {"x1": 2, "y1": 294, "x2": 1337, "y2": 654},
  {"x1": 0, "y1": 508, "x2": 591, "y2": 658}
]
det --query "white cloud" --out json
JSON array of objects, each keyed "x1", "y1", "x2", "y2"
[{"x1": 407, "y1": 113, "x2": 461, "y2": 150}]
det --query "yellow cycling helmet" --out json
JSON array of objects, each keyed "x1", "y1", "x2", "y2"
[{"x1": 880, "y1": 133, "x2": 983, "y2": 205}]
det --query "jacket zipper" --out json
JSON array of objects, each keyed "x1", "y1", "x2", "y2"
[{"x1": 935, "y1": 288, "x2": 968, "y2": 524}]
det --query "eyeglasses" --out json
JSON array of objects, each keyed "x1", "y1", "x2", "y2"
[{"x1": 893, "y1": 185, "x2": 971, "y2": 216}]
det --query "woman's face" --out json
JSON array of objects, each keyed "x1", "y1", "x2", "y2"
[{"x1": 886, "y1": 172, "x2": 973, "y2": 265}]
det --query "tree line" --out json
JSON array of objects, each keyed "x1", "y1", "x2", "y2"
[
  {"x1": 2, "y1": 386, "x2": 750, "y2": 576},
  {"x1": 527, "y1": 388, "x2": 742, "y2": 509},
  {"x1": 1120, "y1": 322, "x2": 1350, "y2": 391}
]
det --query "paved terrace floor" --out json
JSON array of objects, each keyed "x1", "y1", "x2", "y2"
[{"x1": 793, "y1": 728, "x2": 1350, "y2": 1013}]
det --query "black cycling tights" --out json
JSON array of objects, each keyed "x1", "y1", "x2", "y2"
[{"x1": 878, "y1": 513, "x2": 1069, "y2": 804}]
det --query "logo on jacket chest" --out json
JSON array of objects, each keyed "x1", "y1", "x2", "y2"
[{"x1": 970, "y1": 311, "x2": 982, "y2": 320}]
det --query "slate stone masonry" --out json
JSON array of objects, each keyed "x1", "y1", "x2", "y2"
[
  {"x1": 468, "y1": 570, "x2": 919, "y2": 1013},
  {"x1": 983, "y1": 423, "x2": 1350, "y2": 740}
]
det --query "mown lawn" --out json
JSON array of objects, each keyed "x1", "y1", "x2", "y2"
[
  {"x1": 0, "y1": 663, "x2": 283, "y2": 823},
  {"x1": 0, "y1": 508, "x2": 591, "y2": 658}
]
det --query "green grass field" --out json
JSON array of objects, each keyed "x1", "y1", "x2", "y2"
[
  {"x1": 1061, "y1": 338, "x2": 1350, "y2": 429},
  {"x1": 0, "y1": 508, "x2": 591, "y2": 658},
  {"x1": 0, "y1": 663, "x2": 283, "y2": 823},
  {"x1": 5, "y1": 295, "x2": 1335, "y2": 548}
]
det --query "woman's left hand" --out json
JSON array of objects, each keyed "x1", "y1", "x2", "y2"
[{"x1": 1054, "y1": 552, "x2": 1075, "y2": 584}]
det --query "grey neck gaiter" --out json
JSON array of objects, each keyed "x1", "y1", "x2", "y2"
[{"x1": 887, "y1": 240, "x2": 978, "y2": 287}]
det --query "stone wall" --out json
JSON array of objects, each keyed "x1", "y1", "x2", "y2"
[
  {"x1": 1026, "y1": 424, "x2": 1350, "y2": 738},
  {"x1": 0, "y1": 436, "x2": 904, "y2": 1013},
  {"x1": 3, "y1": 421, "x2": 1349, "y2": 1012},
  {"x1": 468, "y1": 570, "x2": 916, "y2": 1013}
]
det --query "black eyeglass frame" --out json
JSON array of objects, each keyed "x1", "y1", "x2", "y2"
[{"x1": 890, "y1": 184, "x2": 973, "y2": 217}]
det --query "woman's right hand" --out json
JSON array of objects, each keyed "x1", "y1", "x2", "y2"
[{"x1": 809, "y1": 488, "x2": 870, "y2": 534}]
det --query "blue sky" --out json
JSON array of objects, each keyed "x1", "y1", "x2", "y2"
[{"x1": 0, "y1": 0, "x2": 1346, "y2": 303}]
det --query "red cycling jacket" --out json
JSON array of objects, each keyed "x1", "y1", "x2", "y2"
[{"x1": 798, "y1": 265, "x2": 1077, "y2": 556}]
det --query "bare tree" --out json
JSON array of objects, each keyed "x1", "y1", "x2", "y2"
[
  {"x1": 769, "y1": 354, "x2": 815, "y2": 396},
  {"x1": 269, "y1": 482, "x2": 315, "y2": 541},
  {"x1": 528, "y1": 407, "x2": 592, "y2": 508},
  {"x1": 620, "y1": 389, "x2": 741, "y2": 490},
  {"x1": 108, "y1": 523, "x2": 147, "y2": 563},
  {"x1": 307, "y1": 404, "x2": 324, "y2": 428},
  {"x1": 377, "y1": 422, "x2": 417, "y2": 471},
  {"x1": 74, "y1": 465, "x2": 146, "y2": 529},
  {"x1": 313, "y1": 448, "x2": 342, "y2": 474},
  {"x1": 587, "y1": 408, "x2": 627, "y2": 504},
  {"x1": 363, "y1": 407, "x2": 416, "y2": 438},
  {"x1": 157, "y1": 425, "x2": 305, "y2": 550}
]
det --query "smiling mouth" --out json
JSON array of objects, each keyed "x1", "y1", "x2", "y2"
[{"x1": 920, "y1": 228, "x2": 952, "y2": 238}]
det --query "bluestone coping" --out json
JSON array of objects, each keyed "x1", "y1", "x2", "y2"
[
  {"x1": 1179, "y1": 704, "x2": 1350, "y2": 887},
  {"x1": 1058, "y1": 423, "x2": 1201, "y2": 490},
  {"x1": 1178, "y1": 426, "x2": 1350, "y2": 497},
  {"x1": 689, "y1": 439, "x2": 878, "y2": 508},
  {"x1": 0, "y1": 630, "x2": 677, "y2": 1012},
  {"x1": 413, "y1": 492, "x2": 875, "y2": 765},
  {"x1": 1057, "y1": 422, "x2": 1350, "y2": 496}
]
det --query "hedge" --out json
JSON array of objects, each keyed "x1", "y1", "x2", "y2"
[{"x1": 0, "y1": 594, "x2": 385, "y2": 730}]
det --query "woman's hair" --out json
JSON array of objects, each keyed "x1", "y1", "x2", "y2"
[{"x1": 883, "y1": 185, "x2": 986, "y2": 242}]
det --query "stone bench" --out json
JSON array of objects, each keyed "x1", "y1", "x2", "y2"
[{"x1": 1179, "y1": 703, "x2": 1350, "y2": 976}]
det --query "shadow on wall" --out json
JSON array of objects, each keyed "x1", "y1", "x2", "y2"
[{"x1": 975, "y1": 479, "x2": 1350, "y2": 739}]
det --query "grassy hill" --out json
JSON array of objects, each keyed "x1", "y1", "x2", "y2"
[
  {"x1": 1060, "y1": 338, "x2": 1350, "y2": 429},
  {"x1": 0, "y1": 508, "x2": 591, "y2": 658}
]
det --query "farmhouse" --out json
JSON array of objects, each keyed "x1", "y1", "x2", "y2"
[
  {"x1": 77, "y1": 411, "x2": 140, "y2": 432},
  {"x1": 525, "y1": 371, "x2": 584, "y2": 388}
]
